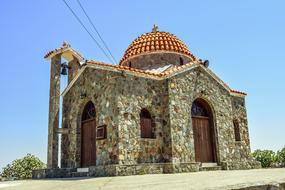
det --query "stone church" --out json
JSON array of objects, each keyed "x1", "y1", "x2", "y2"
[{"x1": 37, "y1": 26, "x2": 260, "y2": 178}]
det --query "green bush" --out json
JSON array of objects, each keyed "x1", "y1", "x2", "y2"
[
  {"x1": 276, "y1": 147, "x2": 285, "y2": 167},
  {"x1": 0, "y1": 154, "x2": 46, "y2": 179},
  {"x1": 252, "y1": 149, "x2": 276, "y2": 168}
]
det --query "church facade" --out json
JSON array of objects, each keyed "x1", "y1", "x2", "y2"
[{"x1": 39, "y1": 27, "x2": 260, "y2": 177}]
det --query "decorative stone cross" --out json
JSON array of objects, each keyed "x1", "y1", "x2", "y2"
[{"x1": 152, "y1": 24, "x2": 159, "y2": 33}]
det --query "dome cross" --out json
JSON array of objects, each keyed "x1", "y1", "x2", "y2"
[{"x1": 152, "y1": 24, "x2": 159, "y2": 33}]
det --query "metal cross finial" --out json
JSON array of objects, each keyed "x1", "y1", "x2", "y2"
[
  {"x1": 62, "y1": 41, "x2": 70, "y2": 48},
  {"x1": 152, "y1": 24, "x2": 159, "y2": 33}
]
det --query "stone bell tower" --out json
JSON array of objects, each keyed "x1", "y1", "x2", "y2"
[{"x1": 45, "y1": 42, "x2": 83, "y2": 168}]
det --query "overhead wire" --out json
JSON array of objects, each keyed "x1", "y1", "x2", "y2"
[
  {"x1": 61, "y1": 0, "x2": 115, "y2": 64},
  {"x1": 76, "y1": 0, "x2": 117, "y2": 64}
]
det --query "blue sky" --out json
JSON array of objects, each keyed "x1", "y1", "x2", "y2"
[{"x1": 0, "y1": 0, "x2": 284, "y2": 169}]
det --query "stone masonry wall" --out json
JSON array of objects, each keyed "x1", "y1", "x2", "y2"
[
  {"x1": 122, "y1": 52, "x2": 192, "y2": 70},
  {"x1": 167, "y1": 66, "x2": 255, "y2": 168},
  {"x1": 61, "y1": 66, "x2": 172, "y2": 168},
  {"x1": 228, "y1": 96, "x2": 260, "y2": 169},
  {"x1": 61, "y1": 67, "x2": 121, "y2": 168},
  {"x1": 116, "y1": 74, "x2": 172, "y2": 165},
  {"x1": 61, "y1": 64, "x2": 259, "y2": 170}
]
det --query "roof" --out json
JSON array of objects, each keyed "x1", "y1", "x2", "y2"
[
  {"x1": 44, "y1": 42, "x2": 84, "y2": 62},
  {"x1": 62, "y1": 60, "x2": 246, "y2": 97},
  {"x1": 230, "y1": 90, "x2": 247, "y2": 96},
  {"x1": 119, "y1": 27, "x2": 196, "y2": 65}
]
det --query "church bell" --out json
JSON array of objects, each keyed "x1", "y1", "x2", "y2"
[{"x1": 61, "y1": 63, "x2": 68, "y2": 75}]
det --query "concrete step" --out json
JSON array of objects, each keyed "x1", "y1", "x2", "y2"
[
  {"x1": 77, "y1": 168, "x2": 89, "y2": 173},
  {"x1": 201, "y1": 163, "x2": 218, "y2": 167},
  {"x1": 199, "y1": 166, "x2": 222, "y2": 171},
  {"x1": 71, "y1": 172, "x2": 89, "y2": 178},
  {"x1": 199, "y1": 163, "x2": 221, "y2": 171}
]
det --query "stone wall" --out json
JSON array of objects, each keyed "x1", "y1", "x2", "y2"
[
  {"x1": 61, "y1": 66, "x2": 172, "y2": 167},
  {"x1": 33, "y1": 162, "x2": 200, "y2": 179},
  {"x1": 227, "y1": 96, "x2": 261, "y2": 169},
  {"x1": 167, "y1": 66, "x2": 257, "y2": 168},
  {"x1": 61, "y1": 67, "x2": 121, "y2": 168},
  {"x1": 115, "y1": 74, "x2": 172, "y2": 164},
  {"x1": 121, "y1": 52, "x2": 192, "y2": 70},
  {"x1": 61, "y1": 63, "x2": 259, "y2": 171}
]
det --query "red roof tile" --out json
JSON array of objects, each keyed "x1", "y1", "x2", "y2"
[{"x1": 119, "y1": 31, "x2": 196, "y2": 65}]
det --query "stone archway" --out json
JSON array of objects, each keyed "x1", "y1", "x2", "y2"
[
  {"x1": 81, "y1": 101, "x2": 96, "y2": 167},
  {"x1": 191, "y1": 98, "x2": 216, "y2": 163}
]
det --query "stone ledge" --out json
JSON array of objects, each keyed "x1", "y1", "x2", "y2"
[
  {"x1": 33, "y1": 161, "x2": 263, "y2": 179},
  {"x1": 90, "y1": 162, "x2": 200, "y2": 177},
  {"x1": 32, "y1": 162, "x2": 200, "y2": 179},
  {"x1": 32, "y1": 168, "x2": 76, "y2": 179},
  {"x1": 221, "y1": 160, "x2": 262, "y2": 170}
]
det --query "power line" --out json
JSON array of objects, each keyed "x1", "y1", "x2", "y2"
[
  {"x1": 76, "y1": 0, "x2": 117, "y2": 64},
  {"x1": 61, "y1": 0, "x2": 115, "y2": 64}
]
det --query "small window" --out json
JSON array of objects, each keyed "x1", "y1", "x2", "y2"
[
  {"x1": 140, "y1": 109, "x2": 155, "y2": 138},
  {"x1": 233, "y1": 120, "x2": 241, "y2": 141},
  {"x1": 129, "y1": 62, "x2": 132, "y2": 67},
  {"x1": 97, "y1": 125, "x2": 107, "y2": 140},
  {"x1": 179, "y1": 57, "x2": 184, "y2": 66}
]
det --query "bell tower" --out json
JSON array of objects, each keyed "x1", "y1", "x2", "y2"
[{"x1": 45, "y1": 42, "x2": 83, "y2": 168}]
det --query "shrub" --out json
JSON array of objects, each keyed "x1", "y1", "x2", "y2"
[
  {"x1": 276, "y1": 147, "x2": 285, "y2": 167},
  {"x1": 252, "y1": 149, "x2": 276, "y2": 168},
  {"x1": 0, "y1": 154, "x2": 46, "y2": 179}
]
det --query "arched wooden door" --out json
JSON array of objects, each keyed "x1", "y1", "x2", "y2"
[
  {"x1": 81, "y1": 101, "x2": 96, "y2": 167},
  {"x1": 191, "y1": 99, "x2": 216, "y2": 163}
]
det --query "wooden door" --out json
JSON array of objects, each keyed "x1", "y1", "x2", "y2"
[
  {"x1": 192, "y1": 116, "x2": 214, "y2": 162},
  {"x1": 81, "y1": 118, "x2": 96, "y2": 167}
]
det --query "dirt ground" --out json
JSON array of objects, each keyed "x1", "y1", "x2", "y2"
[{"x1": 1, "y1": 168, "x2": 285, "y2": 190}]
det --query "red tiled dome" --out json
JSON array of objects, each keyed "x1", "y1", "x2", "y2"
[{"x1": 119, "y1": 28, "x2": 196, "y2": 65}]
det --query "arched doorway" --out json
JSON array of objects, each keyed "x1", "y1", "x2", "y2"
[
  {"x1": 81, "y1": 101, "x2": 96, "y2": 167},
  {"x1": 191, "y1": 99, "x2": 216, "y2": 163}
]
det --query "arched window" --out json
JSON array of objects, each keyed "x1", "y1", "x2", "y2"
[
  {"x1": 179, "y1": 57, "x2": 184, "y2": 66},
  {"x1": 191, "y1": 101, "x2": 209, "y2": 117},
  {"x1": 140, "y1": 109, "x2": 155, "y2": 138},
  {"x1": 233, "y1": 120, "x2": 241, "y2": 141},
  {"x1": 82, "y1": 101, "x2": 96, "y2": 121}
]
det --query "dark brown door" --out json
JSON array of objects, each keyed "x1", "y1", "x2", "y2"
[
  {"x1": 192, "y1": 116, "x2": 214, "y2": 162},
  {"x1": 81, "y1": 118, "x2": 96, "y2": 167}
]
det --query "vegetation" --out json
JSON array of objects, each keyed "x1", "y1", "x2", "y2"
[
  {"x1": 0, "y1": 154, "x2": 46, "y2": 179},
  {"x1": 252, "y1": 149, "x2": 276, "y2": 167},
  {"x1": 276, "y1": 147, "x2": 285, "y2": 167},
  {"x1": 252, "y1": 147, "x2": 285, "y2": 168}
]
